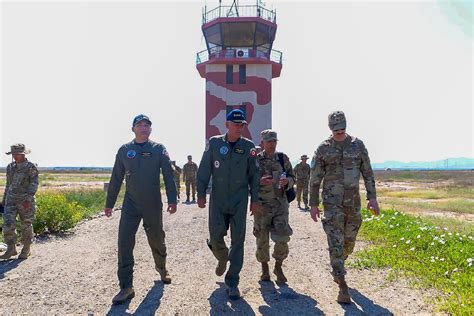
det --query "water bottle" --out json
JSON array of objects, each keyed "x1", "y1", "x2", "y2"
[{"x1": 278, "y1": 172, "x2": 286, "y2": 189}]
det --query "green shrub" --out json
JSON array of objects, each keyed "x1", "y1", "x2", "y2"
[{"x1": 34, "y1": 193, "x2": 84, "y2": 234}]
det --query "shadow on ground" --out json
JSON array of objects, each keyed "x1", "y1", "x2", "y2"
[
  {"x1": 340, "y1": 288, "x2": 393, "y2": 315},
  {"x1": 209, "y1": 282, "x2": 255, "y2": 315},
  {"x1": 258, "y1": 281, "x2": 323, "y2": 315}
]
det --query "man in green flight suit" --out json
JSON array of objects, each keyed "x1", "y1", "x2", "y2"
[
  {"x1": 197, "y1": 109, "x2": 260, "y2": 300},
  {"x1": 104, "y1": 114, "x2": 177, "y2": 305}
]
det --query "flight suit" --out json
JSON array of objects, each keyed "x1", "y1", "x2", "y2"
[
  {"x1": 197, "y1": 134, "x2": 259, "y2": 288},
  {"x1": 106, "y1": 140, "x2": 177, "y2": 289}
]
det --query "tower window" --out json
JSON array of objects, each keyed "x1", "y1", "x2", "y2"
[
  {"x1": 226, "y1": 64, "x2": 233, "y2": 84},
  {"x1": 239, "y1": 64, "x2": 246, "y2": 84}
]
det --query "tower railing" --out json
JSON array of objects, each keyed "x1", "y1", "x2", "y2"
[
  {"x1": 196, "y1": 47, "x2": 282, "y2": 64},
  {"x1": 202, "y1": 4, "x2": 276, "y2": 24}
]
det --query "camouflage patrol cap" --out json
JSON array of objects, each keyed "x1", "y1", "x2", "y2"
[
  {"x1": 261, "y1": 129, "x2": 278, "y2": 141},
  {"x1": 6, "y1": 143, "x2": 30, "y2": 155},
  {"x1": 328, "y1": 111, "x2": 346, "y2": 131},
  {"x1": 301, "y1": 154, "x2": 308, "y2": 160},
  {"x1": 132, "y1": 114, "x2": 152, "y2": 127},
  {"x1": 187, "y1": 155, "x2": 192, "y2": 159}
]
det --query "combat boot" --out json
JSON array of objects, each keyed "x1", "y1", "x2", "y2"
[
  {"x1": 273, "y1": 261, "x2": 288, "y2": 283},
  {"x1": 304, "y1": 204, "x2": 310, "y2": 211},
  {"x1": 334, "y1": 276, "x2": 351, "y2": 304},
  {"x1": 18, "y1": 243, "x2": 31, "y2": 259},
  {"x1": 297, "y1": 202, "x2": 301, "y2": 209},
  {"x1": 215, "y1": 259, "x2": 227, "y2": 276},
  {"x1": 156, "y1": 267, "x2": 172, "y2": 284},
  {"x1": 0, "y1": 243, "x2": 17, "y2": 260},
  {"x1": 112, "y1": 287, "x2": 135, "y2": 305},
  {"x1": 192, "y1": 195, "x2": 196, "y2": 203},
  {"x1": 186, "y1": 195, "x2": 190, "y2": 203},
  {"x1": 227, "y1": 286, "x2": 241, "y2": 300},
  {"x1": 260, "y1": 262, "x2": 270, "y2": 281}
]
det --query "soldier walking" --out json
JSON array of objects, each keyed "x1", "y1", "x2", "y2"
[
  {"x1": 104, "y1": 114, "x2": 177, "y2": 305},
  {"x1": 254, "y1": 130, "x2": 295, "y2": 284},
  {"x1": 183, "y1": 155, "x2": 198, "y2": 203},
  {"x1": 0, "y1": 144, "x2": 39, "y2": 260},
  {"x1": 197, "y1": 109, "x2": 259, "y2": 300},
  {"x1": 293, "y1": 154, "x2": 310, "y2": 210},
  {"x1": 170, "y1": 161, "x2": 182, "y2": 201},
  {"x1": 309, "y1": 111, "x2": 380, "y2": 304}
]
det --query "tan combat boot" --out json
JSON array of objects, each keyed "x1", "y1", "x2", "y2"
[
  {"x1": 334, "y1": 276, "x2": 351, "y2": 304},
  {"x1": 273, "y1": 261, "x2": 288, "y2": 283},
  {"x1": 260, "y1": 262, "x2": 270, "y2": 281},
  {"x1": 156, "y1": 267, "x2": 172, "y2": 284},
  {"x1": 215, "y1": 259, "x2": 227, "y2": 276},
  {"x1": 112, "y1": 287, "x2": 135, "y2": 305},
  {"x1": 0, "y1": 243, "x2": 17, "y2": 260},
  {"x1": 18, "y1": 243, "x2": 31, "y2": 260}
]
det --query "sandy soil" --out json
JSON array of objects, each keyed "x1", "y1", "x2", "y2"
[{"x1": 0, "y1": 196, "x2": 438, "y2": 315}]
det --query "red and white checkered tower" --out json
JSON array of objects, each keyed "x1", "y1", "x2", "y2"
[{"x1": 196, "y1": 1, "x2": 282, "y2": 145}]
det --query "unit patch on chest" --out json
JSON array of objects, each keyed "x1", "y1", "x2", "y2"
[
  {"x1": 127, "y1": 150, "x2": 136, "y2": 159},
  {"x1": 214, "y1": 160, "x2": 220, "y2": 168},
  {"x1": 220, "y1": 146, "x2": 229, "y2": 155}
]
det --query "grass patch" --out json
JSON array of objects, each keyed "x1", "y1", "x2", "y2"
[
  {"x1": 350, "y1": 209, "x2": 474, "y2": 314},
  {"x1": 380, "y1": 198, "x2": 474, "y2": 214}
]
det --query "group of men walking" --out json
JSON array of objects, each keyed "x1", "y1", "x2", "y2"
[{"x1": 1, "y1": 109, "x2": 380, "y2": 307}]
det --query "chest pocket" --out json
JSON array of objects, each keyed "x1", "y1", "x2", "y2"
[{"x1": 343, "y1": 145, "x2": 362, "y2": 187}]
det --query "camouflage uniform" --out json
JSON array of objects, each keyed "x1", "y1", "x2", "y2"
[
  {"x1": 183, "y1": 160, "x2": 198, "y2": 201},
  {"x1": 171, "y1": 162, "x2": 182, "y2": 199},
  {"x1": 2, "y1": 145, "x2": 39, "y2": 246},
  {"x1": 309, "y1": 112, "x2": 376, "y2": 277},
  {"x1": 293, "y1": 155, "x2": 310, "y2": 208},
  {"x1": 254, "y1": 149, "x2": 294, "y2": 264}
]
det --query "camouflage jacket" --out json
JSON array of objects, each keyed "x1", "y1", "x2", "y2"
[
  {"x1": 257, "y1": 151, "x2": 295, "y2": 203},
  {"x1": 309, "y1": 134, "x2": 376, "y2": 207},
  {"x1": 171, "y1": 165, "x2": 182, "y2": 183},
  {"x1": 3, "y1": 159, "x2": 39, "y2": 205},
  {"x1": 293, "y1": 162, "x2": 310, "y2": 182},
  {"x1": 183, "y1": 162, "x2": 198, "y2": 182}
]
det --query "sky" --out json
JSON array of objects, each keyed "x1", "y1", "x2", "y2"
[{"x1": 1, "y1": 0, "x2": 472, "y2": 167}]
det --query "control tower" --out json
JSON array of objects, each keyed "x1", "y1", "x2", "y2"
[{"x1": 196, "y1": 1, "x2": 282, "y2": 144}]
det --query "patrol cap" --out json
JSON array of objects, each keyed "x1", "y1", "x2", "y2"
[
  {"x1": 6, "y1": 143, "x2": 30, "y2": 155},
  {"x1": 301, "y1": 154, "x2": 308, "y2": 160},
  {"x1": 226, "y1": 109, "x2": 247, "y2": 124},
  {"x1": 132, "y1": 114, "x2": 152, "y2": 127},
  {"x1": 328, "y1": 111, "x2": 346, "y2": 131},
  {"x1": 187, "y1": 155, "x2": 192, "y2": 159},
  {"x1": 261, "y1": 129, "x2": 278, "y2": 141}
]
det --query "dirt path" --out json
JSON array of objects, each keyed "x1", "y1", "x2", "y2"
[{"x1": 0, "y1": 198, "x2": 435, "y2": 315}]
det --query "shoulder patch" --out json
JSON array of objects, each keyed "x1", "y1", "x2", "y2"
[{"x1": 249, "y1": 148, "x2": 257, "y2": 157}]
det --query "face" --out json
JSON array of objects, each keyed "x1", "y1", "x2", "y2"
[
  {"x1": 302, "y1": 158, "x2": 308, "y2": 164},
  {"x1": 262, "y1": 139, "x2": 277, "y2": 153},
  {"x1": 187, "y1": 157, "x2": 192, "y2": 162},
  {"x1": 225, "y1": 121, "x2": 245, "y2": 139},
  {"x1": 332, "y1": 128, "x2": 346, "y2": 139},
  {"x1": 12, "y1": 153, "x2": 25, "y2": 163},
  {"x1": 132, "y1": 120, "x2": 152, "y2": 139}
]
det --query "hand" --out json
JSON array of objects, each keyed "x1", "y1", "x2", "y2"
[
  {"x1": 167, "y1": 203, "x2": 177, "y2": 214},
  {"x1": 279, "y1": 177, "x2": 289, "y2": 187},
  {"x1": 104, "y1": 207, "x2": 113, "y2": 217},
  {"x1": 197, "y1": 196, "x2": 206, "y2": 208},
  {"x1": 249, "y1": 202, "x2": 259, "y2": 216},
  {"x1": 310, "y1": 206, "x2": 321, "y2": 222},
  {"x1": 367, "y1": 198, "x2": 380, "y2": 216},
  {"x1": 260, "y1": 175, "x2": 273, "y2": 186}
]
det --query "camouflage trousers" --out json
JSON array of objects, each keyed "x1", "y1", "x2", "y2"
[
  {"x1": 321, "y1": 205, "x2": 362, "y2": 277},
  {"x1": 296, "y1": 179, "x2": 309, "y2": 205},
  {"x1": 253, "y1": 198, "x2": 293, "y2": 263},
  {"x1": 174, "y1": 180, "x2": 181, "y2": 197},
  {"x1": 2, "y1": 197, "x2": 36, "y2": 245},
  {"x1": 185, "y1": 180, "x2": 196, "y2": 198}
]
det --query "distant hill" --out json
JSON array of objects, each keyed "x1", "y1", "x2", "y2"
[{"x1": 372, "y1": 157, "x2": 474, "y2": 170}]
